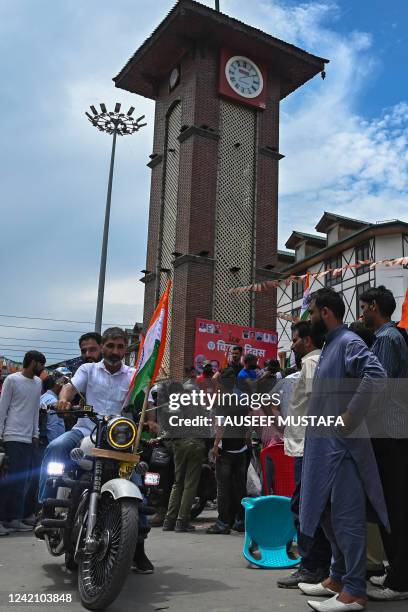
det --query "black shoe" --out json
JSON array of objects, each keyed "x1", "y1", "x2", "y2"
[
  {"x1": 231, "y1": 521, "x2": 245, "y2": 533},
  {"x1": 132, "y1": 541, "x2": 154, "y2": 574},
  {"x1": 162, "y1": 518, "x2": 176, "y2": 531},
  {"x1": 277, "y1": 567, "x2": 328, "y2": 589},
  {"x1": 175, "y1": 519, "x2": 195, "y2": 532},
  {"x1": 206, "y1": 523, "x2": 231, "y2": 534},
  {"x1": 149, "y1": 511, "x2": 166, "y2": 527}
]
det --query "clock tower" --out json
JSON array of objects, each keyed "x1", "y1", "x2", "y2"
[{"x1": 114, "y1": 0, "x2": 328, "y2": 378}]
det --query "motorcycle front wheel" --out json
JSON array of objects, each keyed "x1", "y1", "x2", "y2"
[{"x1": 78, "y1": 496, "x2": 138, "y2": 610}]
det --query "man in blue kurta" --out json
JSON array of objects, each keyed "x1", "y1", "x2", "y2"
[{"x1": 298, "y1": 288, "x2": 389, "y2": 612}]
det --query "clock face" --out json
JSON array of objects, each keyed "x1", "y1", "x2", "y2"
[{"x1": 225, "y1": 56, "x2": 263, "y2": 99}]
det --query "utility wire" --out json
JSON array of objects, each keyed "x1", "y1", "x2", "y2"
[
  {"x1": 0, "y1": 324, "x2": 87, "y2": 333},
  {"x1": 0, "y1": 336, "x2": 78, "y2": 344},
  {"x1": 0, "y1": 324, "x2": 140, "y2": 334},
  {"x1": 0, "y1": 347, "x2": 79, "y2": 359},
  {"x1": 0, "y1": 314, "x2": 134, "y2": 326},
  {"x1": 0, "y1": 344, "x2": 79, "y2": 353}
]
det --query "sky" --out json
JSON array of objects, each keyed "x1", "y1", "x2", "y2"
[{"x1": 1, "y1": 0, "x2": 408, "y2": 364}]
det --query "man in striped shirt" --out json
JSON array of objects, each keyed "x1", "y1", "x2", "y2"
[{"x1": 360, "y1": 285, "x2": 408, "y2": 602}]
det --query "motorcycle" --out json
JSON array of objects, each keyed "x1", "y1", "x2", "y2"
[{"x1": 39, "y1": 406, "x2": 159, "y2": 610}]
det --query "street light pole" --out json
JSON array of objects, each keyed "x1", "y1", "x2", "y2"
[
  {"x1": 95, "y1": 124, "x2": 118, "y2": 334},
  {"x1": 85, "y1": 103, "x2": 146, "y2": 333}
]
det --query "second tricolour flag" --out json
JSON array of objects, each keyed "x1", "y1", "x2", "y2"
[{"x1": 123, "y1": 281, "x2": 171, "y2": 410}]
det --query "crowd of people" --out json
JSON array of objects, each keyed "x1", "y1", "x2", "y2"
[{"x1": 0, "y1": 285, "x2": 407, "y2": 610}]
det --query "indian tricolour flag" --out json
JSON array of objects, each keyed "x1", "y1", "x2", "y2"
[
  {"x1": 299, "y1": 274, "x2": 311, "y2": 321},
  {"x1": 123, "y1": 281, "x2": 171, "y2": 410}
]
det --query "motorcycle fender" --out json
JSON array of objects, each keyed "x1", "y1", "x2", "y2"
[{"x1": 101, "y1": 478, "x2": 143, "y2": 502}]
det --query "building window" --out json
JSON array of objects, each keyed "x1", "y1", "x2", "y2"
[
  {"x1": 356, "y1": 282, "x2": 371, "y2": 319},
  {"x1": 292, "y1": 279, "x2": 304, "y2": 302},
  {"x1": 292, "y1": 307, "x2": 301, "y2": 321},
  {"x1": 325, "y1": 255, "x2": 342, "y2": 287},
  {"x1": 356, "y1": 242, "x2": 370, "y2": 276}
]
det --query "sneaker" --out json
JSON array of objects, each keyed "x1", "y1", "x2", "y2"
[
  {"x1": 4, "y1": 520, "x2": 33, "y2": 532},
  {"x1": 368, "y1": 587, "x2": 408, "y2": 601},
  {"x1": 23, "y1": 514, "x2": 37, "y2": 527},
  {"x1": 162, "y1": 518, "x2": 176, "y2": 532},
  {"x1": 206, "y1": 523, "x2": 231, "y2": 534},
  {"x1": 0, "y1": 522, "x2": 10, "y2": 536},
  {"x1": 369, "y1": 574, "x2": 387, "y2": 587},
  {"x1": 366, "y1": 565, "x2": 386, "y2": 580},
  {"x1": 131, "y1": 542, "x2": 154, "y2": 574},
  {"x1": 175, "y1": 519, "x2": 195, "y2": 533},
  {"x1": 278, "y1": 568, "x2": 328, "y2": 589}
]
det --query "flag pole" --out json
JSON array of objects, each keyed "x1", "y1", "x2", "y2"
[{"x1": 135, "y1": 383, "x2": 151, "y2": 452}]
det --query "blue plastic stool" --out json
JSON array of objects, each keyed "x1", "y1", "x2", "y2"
[{"x1": 241, "y1": 495, "x2": 300, "y2": 569}]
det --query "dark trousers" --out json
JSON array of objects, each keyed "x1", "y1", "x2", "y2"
[
  {"x1": 2, "y1": 442, "x2": 33, "y2": 521},
  {"x1": 24, "y1": 445, "x2": 44, "y2": 517},
  {"x1": 292, "y1": 457, "x2": 331, "y2": 572},
  {"x1": 373, "y1": 438, "x2": 408, "y2": 591},
  {"x1": 216, "y1": 451, "x2": 247, "y2": 527}
]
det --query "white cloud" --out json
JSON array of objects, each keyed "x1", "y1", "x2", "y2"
[{"x1": 201, "y1": 1, "x2": 408, "y2": 240}]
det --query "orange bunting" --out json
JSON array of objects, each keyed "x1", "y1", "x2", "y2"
[
  {"x1": 397, "y1": 289, "x2": 408, "y2": 329},
  {"x1": 229, "y1": 258, "x2": 408, "y2": 296}
]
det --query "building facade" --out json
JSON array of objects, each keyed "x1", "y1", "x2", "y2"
[{"x1": 276, "y1": 212, "x2": 408, "y2": 354}]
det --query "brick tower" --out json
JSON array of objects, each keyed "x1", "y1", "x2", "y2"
[{"x1": 114, "y1": 0, "x2": 327, "y2": 378}]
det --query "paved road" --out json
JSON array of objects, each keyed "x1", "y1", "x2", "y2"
[{"x1": 0, "y1": 512, "x2": 405, "y2": 611}]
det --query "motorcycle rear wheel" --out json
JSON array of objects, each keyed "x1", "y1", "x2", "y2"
[{"x1": 78, "y1": 496, "x2": 138, "y2": 610}]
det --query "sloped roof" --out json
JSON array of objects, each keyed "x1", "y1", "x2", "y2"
[
  {"x1": 315, "y1": 211, "x2": 370, "y2": 233},
  {"x1": 114, "y1": 0, "x2": 329, "y2": 100},
  {"x1": 285, "y1": 231, "x2": 326, "y2": 250}
]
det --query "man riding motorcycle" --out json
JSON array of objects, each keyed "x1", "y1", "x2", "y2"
[{"x1": 35, "y1": 326, "x2": 154, "y2": 574}]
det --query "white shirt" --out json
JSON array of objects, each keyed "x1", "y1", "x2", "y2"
[
  {"x1": 0, "y1": 372, "x2": 42, "y2": 442},
  {"x1": 284, "y1": 349, "x2": 321, "y2": 457},
  {"x1": 71, "y1": 361, "x2": 135, "y2": 436}
]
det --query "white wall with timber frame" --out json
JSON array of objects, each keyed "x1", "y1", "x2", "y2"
[{"x1": 277, "y1": 234, "x2": 408, "y2": 353}]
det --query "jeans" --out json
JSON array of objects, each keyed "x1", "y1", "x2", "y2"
[
  {"x1": 2, "y1": 442, "x2": 33, "y2": 521},
  {"x1": 292, "y1": 457, "x2": 331, "y2": 573},
  {"x1": 38, "y1": 429, "x2": 84, "y2": 502},
  {"x1": 216, "y1": 451, "x2": 247, "y2": 528}
]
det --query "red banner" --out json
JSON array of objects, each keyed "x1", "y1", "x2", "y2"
[{"x1": 194, "y1": 318, "x2": 278, "y2": 373}]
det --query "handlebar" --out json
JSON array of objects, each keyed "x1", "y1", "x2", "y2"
[{"x1": 45, "y1": 404, "x2": 101, "y2": 419}]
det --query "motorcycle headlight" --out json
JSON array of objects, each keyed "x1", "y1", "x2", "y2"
[
  {"x1": 107, "y1": 417, "x2": 136, "y2": 450},
  {"x1": 47, "y1": 461, "x2": 65, "y2": 476}
]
